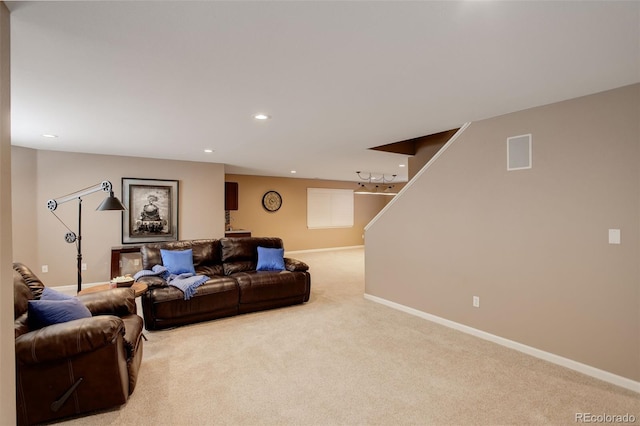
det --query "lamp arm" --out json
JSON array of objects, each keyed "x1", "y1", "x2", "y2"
[{"x1": 47, "y1": 181, "x2": 112, "y2": 211}]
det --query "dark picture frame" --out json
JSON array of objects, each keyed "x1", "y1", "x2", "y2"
[{"x1": 121, "y1": 178, "x2": 179, "y2": 244}]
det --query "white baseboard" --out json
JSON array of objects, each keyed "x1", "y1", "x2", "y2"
[
  {"x1": 364, "y1": 293, "x2": 640, "y2": 394},
  {"x1": 286, "y1": 245, "x2": 364, "y2": 255}
]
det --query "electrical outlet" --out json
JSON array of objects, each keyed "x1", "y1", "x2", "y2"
[
  {"x1": 473, "y1": 296, "x2": 480, "y2": 308},
  {"x1": 41, "y1": 265, "x2": 48, "y2": 273},
  {"x1": 609, "y1": 229, "x2": 621, "y2": 244},
  {"x1": 81, "y1": 263, "x2": 87, "y2": 271},
  {"x1": 134, "y1": 259, "x2": 140, "y2": 266}
]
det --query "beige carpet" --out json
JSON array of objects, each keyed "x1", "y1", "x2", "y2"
[{"x1": 59, "y1": 248, "x2": 638, "y2": 425}]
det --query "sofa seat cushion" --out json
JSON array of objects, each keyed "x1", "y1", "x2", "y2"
[
  {"x1": 196, "y1": 265, "x2": 225, "y2": 278},
  {"x1": 232, "y1": 271, "x2": 308, "y2": 304},
  {"x1": 149, "y1": 277, "x2": 237, "y2": 302},
  {"x1": 145, "y1": 276, "x2": 239, "y2": 320}
]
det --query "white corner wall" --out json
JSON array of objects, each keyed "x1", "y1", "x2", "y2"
[
  {"x1": 365, "y1": 84, "x2": 640, "y2": 385},
  {"x1": 0, "y1": 2, "x2": 15, "y2": 423}
]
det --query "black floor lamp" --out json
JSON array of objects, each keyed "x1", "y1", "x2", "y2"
[{"x1": 47, "y1": 180, "x2": 126, "y2": 293}]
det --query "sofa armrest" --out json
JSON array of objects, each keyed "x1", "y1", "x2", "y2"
[
  {"x1": 15, "y1": 315, "x2": 125, "y2": 365},
  {"x1": 136, "y1": 275, "x2": 167, "y2": 289},
  {"x1": 78, "y1": 287, "x2": 137, "y2": 316},
  {"x1": 284, "y1": 258, "x2": 309, "y2": 272}
]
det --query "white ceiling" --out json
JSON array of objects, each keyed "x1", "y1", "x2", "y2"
[{"x1": 7, "y1": 1, "x2": 640, "y2": 183}]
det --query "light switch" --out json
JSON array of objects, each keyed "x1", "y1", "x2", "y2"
[{"x1": 608, "y1": 229, "x2": 621, "y2": 244}]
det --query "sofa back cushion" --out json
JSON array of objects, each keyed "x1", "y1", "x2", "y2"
[
  {"x1": 221, "y1": 237, "x2": 284, "y2": 275},
  {"x1": 13, "y1": 263, "x2": 44, "y2": 319},
  {"x1": 14, "y1": 263, "x2": 46, "y2": 338},
  {"x1": 14, "y1": 274, "x2": 32, "y2": 320},
  {"x1": 141, "y1": 239, "x2": 224, "y2": 276}
]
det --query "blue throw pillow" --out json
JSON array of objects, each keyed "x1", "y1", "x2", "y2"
[
  {"x1": 161, "y1": 248, "x2": 196, "y2": 275},
  {"x1": 41, "y1": 287, "x2": 74, "y2": 300},
  {"x1": 28, "y1": 298, "x2": 92, "y2": 329},
  {"x1": 256, "y1": 246, "x2": 285, "y2": 271}
]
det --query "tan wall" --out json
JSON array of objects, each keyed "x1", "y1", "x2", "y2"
[
  {"x1": 225, "y1": 174, "x2": 391, "y2": 251},
  {"x1": 11, "y1": 147, "x2": 37, "y2": 267},
  {"x1": 11, "y1": 150, "x2": 392, "y2": 286},
  {"x1": 365, "y1": 84, "x2": 640, "y2": 381},
  {"x1": 407, "y1": 129, "x2": 458, "y2": 180},
  {"x1": 0, "y1": 2, "x2": 14, "y2": 423},
  {"x1": 408, "y1": 142, "x2": 445, "y2": 181},
  {"x1": 12, "y1": 150, "x2": 225, "y2": 286}
]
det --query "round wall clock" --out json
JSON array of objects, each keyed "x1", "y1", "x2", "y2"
[{"x1": 262, "y1": 190, "x2": 282, "y2": 212}]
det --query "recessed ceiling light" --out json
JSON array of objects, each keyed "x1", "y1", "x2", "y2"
[
  {"x1": 42, "y1": 134, "x2": 58, "y2": 138},
  {"x1": 204, "y1": 149, "x2": 214, "y2": 153},
  {"x1": 399, "y1": 164, "x2": 406, "y2": 168},
  {"x1": 290, "y1": 170, "x2": 297, "y2": 174},
  {"x1": 254, "y1": 113, "x2": 270, "y2": 120}
]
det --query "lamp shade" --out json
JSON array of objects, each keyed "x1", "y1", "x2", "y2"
[{"x1": 96, "y1": 192, "x2": 126, "y2": 211}]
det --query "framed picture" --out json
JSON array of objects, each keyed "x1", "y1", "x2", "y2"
[{"x1": 121, "y1": 178, "x2": 179, "y2": 244}]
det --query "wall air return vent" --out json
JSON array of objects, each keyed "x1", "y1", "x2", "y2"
[{"x1": 507, "y1": 134, "x2": 532, "y2": 171}]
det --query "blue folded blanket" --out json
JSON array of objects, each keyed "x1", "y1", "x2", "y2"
[
  {"x1": 134, "y1": 265, "x2": 209, "y2": 300},
  {"x1": 134, "y1": 264, "x2": 169, "y2": 280},
  {"x1": 167, "y1": 273, "x2": 209, "y2": 300}
]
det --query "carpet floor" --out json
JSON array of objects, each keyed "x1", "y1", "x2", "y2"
[{"x1": 58, "y1": 247, "x2": 638, "y2": 425}]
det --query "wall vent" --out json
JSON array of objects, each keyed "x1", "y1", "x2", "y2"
[{"x1": 507, "y1": 134, "x2": 532, "y2": 171}]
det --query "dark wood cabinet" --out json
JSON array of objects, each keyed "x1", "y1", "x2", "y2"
[
  {"x1": 110, "y1": 245, "x2": 143, "y2": 278},
  {"x1": 225, "y1": 182, "x2": 238, "y2": 210},
  {"x1": 224, "y1": 231, "x2": 251, "y2": 238}
]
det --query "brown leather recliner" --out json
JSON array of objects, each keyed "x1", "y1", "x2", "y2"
[{"x1": 13, "y1": 262, "x2": 144, "y2": 425}]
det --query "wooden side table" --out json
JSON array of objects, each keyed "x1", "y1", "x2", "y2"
[
  {"x1": 224, "y1": 230, "x2": 251, "y2": 238},
  {"x1": 78, "y1": 282, "x2": 148, "y2": 297}
]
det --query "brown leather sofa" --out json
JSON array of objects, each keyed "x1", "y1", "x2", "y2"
[
  {"x1": 13, "y1": 262, "x2": 144, "y2": 425},
  {"x1": 138, "y1": 237, "x2": 311, "y2": 330}
]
